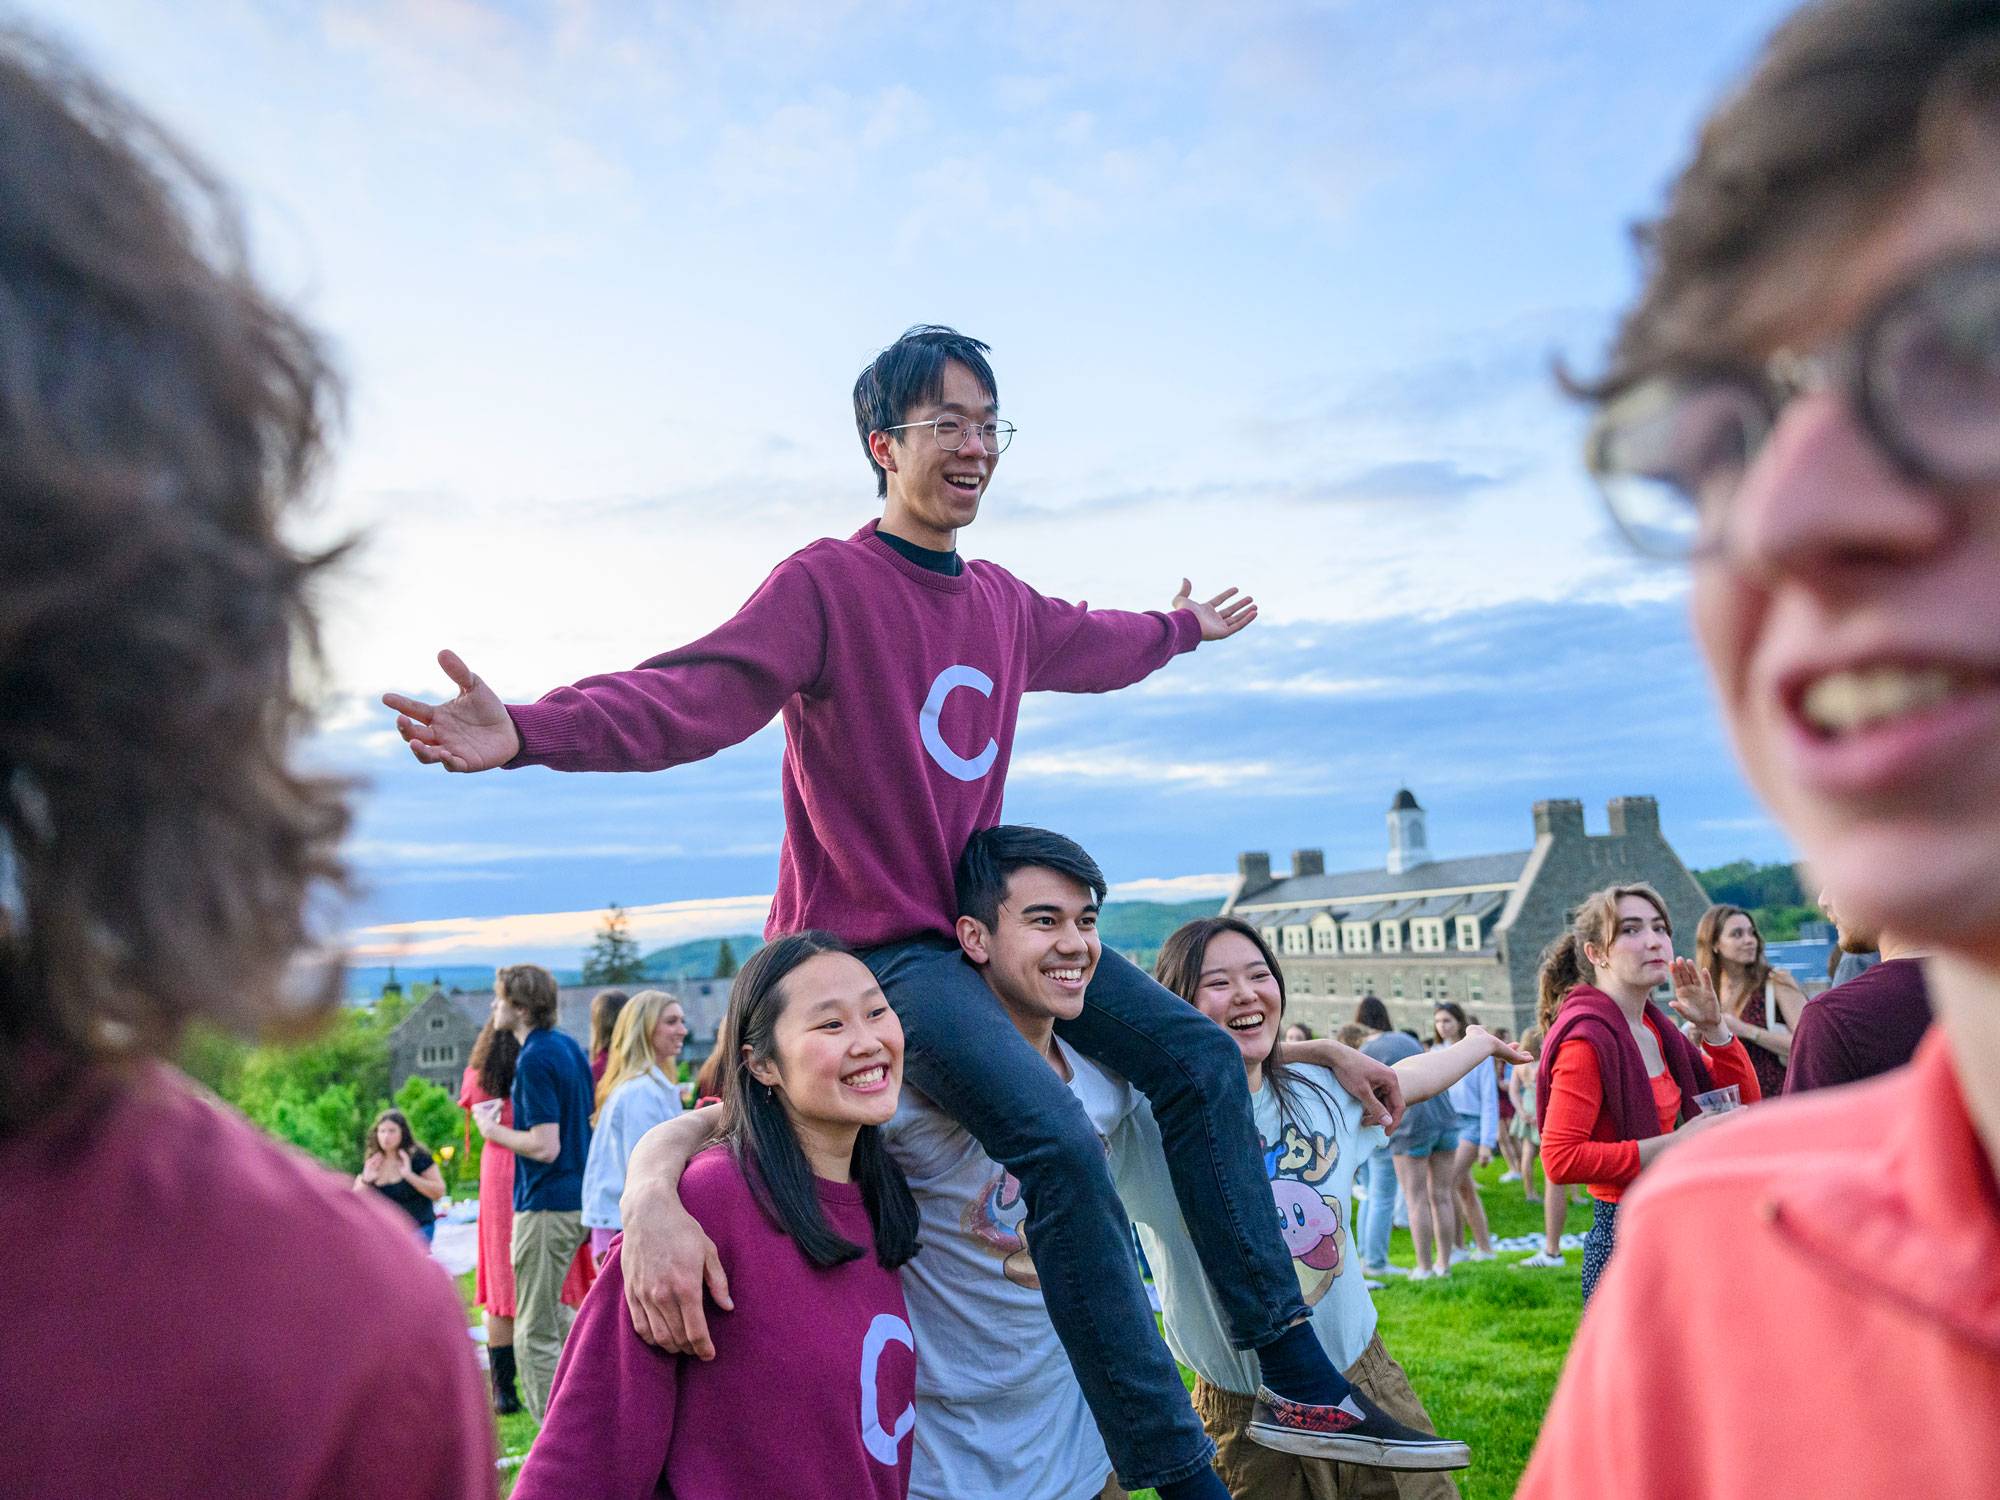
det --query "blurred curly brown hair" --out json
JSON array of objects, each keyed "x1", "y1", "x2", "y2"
[{"x1": 0, "y1": 28, "x2": 350, "y2": 1132}]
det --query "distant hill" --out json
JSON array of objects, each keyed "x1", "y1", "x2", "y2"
[
  {"x1": 639, "y1": 935, "x2": 763, "y2": 980},
  {"x1": 345, "y1": 896, "x2": 1229, "y2": 1000}
]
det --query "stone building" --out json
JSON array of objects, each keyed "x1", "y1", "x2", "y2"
[
  {"x1": 1223, "y1": 790, "x2": 1710, "y2": 1038},
  {"x1": 388, "y1": 976, "x2": 734, "y2": 1097}
]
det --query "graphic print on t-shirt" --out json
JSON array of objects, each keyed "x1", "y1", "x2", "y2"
[
  {"x1": 960, "y1": 1165, "x2": 1038, "y2": 1287},
  {"x1": 1263, "y1": 1120, "x2": 1345, "y2": 1306}
]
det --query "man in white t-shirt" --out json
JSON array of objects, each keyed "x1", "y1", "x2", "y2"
[{"x1": 892, "y1": 824, "x2": 1135, "y2": 1499}]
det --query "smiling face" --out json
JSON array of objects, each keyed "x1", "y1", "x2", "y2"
[
  {"x1": 872, "y1": 359, "x2": 999, "y2": 548},
  {"x1": 747, "y1": 951, "x2": 903, "y2": 1136},
  {"x1": 962, "y1": 865, "x2": 1101, "y2": 1033},
  {"x1": 1718, "y1": 911, "x2": 1762, "y2": 968},
  {"x1": 1691, "y1": 160, "x2": 2000, "y2": 963},
  {"x1": 1587, "y1": 895, "x2": 1677, "y2": 998},
  {"x1": 1192, "y1": 930, "x2": 1284, "y2": 1077},
  {"x1": 651, "y1": 1002, "x2": 688, "y2": 1064}
]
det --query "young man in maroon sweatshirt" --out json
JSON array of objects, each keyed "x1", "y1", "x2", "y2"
[{"x1": 386, "y1": 327, "x2": 1446, "y2": 1493}]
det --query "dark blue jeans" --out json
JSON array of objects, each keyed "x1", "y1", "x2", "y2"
[{"x1": 866, "y1": 936, "x2": 1310, "y2": 1489}]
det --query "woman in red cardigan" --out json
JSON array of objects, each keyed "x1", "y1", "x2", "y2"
[{"x1": 1535, "y1": 883, "x2": 1760, "y2": 1302}]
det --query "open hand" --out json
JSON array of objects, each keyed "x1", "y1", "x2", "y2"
[
  {"x1": 1668, "y1": 957, "x2": 1726, "y2": 1039},
  {"x1": 1172, "y1": 580, "x2": 1257, "y2": 642},
  {"x1": 382, "y1": 650, "x2": 521, "y2": 773}
]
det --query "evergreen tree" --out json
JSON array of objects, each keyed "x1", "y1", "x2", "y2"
[
  {"x1": 714, "y1": 938, "x2": 738, "y2": 978},
  {"x1": 582, "y1": 903, "x2": 645, "y2": 984}
]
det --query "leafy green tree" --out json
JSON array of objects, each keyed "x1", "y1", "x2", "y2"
[
  {"x1": 582, "y1": 903, "x2": 645, "y2": 984},
  {"x1": 262, "y1": 1079, "x2": 367, "y2": 1172},
  {"x1": 396, "y1": 1073, "x2": 478, "y2": 1192},
  {"x1": 714, "y1": 938, "x2": 738, "y2": 978}
]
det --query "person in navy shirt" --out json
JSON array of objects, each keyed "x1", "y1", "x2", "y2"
[{"x1": 473, "y1": 963, "x2": 595, "y2": 1418}]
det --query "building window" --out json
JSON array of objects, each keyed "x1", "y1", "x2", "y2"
[
  {"x1": 418, "y1": 1044, "x2": 457, "y2": 1067},
  {"x1": 1341, "y1": 922, "x2": 1371, "y2": 954},
  {"x1": 427, "y1": 1014, "x2": 447, "y2": 1031},
  {"x1": 1456, "y1": 916, "x2": 1480, "y2": 951},
  {"x1": 1282, "y1": 926, "x2": 1308, "y2": 956},
  {"x1": 1312, "y1": 922, "x2": 1337, "y2": 955},
  {"x1": 1379, "y1": 921, "x2": 1402, "y2": 953},
  {"x1": 1260, "y1": 927, "x2": 1280, "y2": 952},
  {"x1": 1296, "y1": 973, "x2": 1313, "y2": 994},
  {"x1": 1391, "y1": 975, "x2": 1405, "y2": 998},
  {"x1": 1469, "y1": 979, "x2": 1484, "y2": 1003},
  {"x1": 1421, "y1": 974, "x2": 1434, "y2": 1000},
  {"x1": 1412, "y1": 918, "x2": 1445, "y2": 952}
]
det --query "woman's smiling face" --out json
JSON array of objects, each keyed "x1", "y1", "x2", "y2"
[{"x1": 1192, "y1": 930, "x2": 1283, "y2": 1067}]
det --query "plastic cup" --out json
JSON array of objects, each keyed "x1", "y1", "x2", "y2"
[{"x1": 1694, "y1": 1084, "x2": 1742, "y2": 1115}]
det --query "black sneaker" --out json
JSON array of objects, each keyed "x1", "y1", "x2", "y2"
[{"x1": 1246, "y1": 1385, "x2": 1471, "y2": 1471}]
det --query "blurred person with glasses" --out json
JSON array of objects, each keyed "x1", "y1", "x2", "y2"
[
  {"x1": 384, "y1": 325, "x2": 1448, "y2": 1494},
  {"x1": 1523, "y1": 1, "x2": 2000, "y2": 1494}
]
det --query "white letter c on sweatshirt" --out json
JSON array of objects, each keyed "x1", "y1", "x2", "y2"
[
  {"x1": 919, "y1": 665, "x2": 999, "y2": 782},
  {"x1": 860, "y1": 1313, "x2": 916, "y2": 1465}
]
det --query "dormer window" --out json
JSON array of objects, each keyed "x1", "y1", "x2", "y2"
[
  {"x1": 1379, "y1": 921, "x2": 1402, "y2": 953},
  {"x1": 1456, "y1": 916, "x2": 1480, "y2": 951}
]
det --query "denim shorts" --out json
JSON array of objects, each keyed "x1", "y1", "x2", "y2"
[
  {"x1": 1396, "y1": 1111, "x2": 1460, "y2": 1158},
  {"x1": 1454, "y1": 1109, "x2": 1483, "y2": 1147}
]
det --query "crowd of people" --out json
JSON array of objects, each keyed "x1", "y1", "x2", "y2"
[{"x1": 3, "y1": 0, "x2": 1994, "y2": 1494}]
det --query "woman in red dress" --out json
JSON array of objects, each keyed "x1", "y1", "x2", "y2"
[{"x1": 460, "y1": 1021, "x2": 597, "y2": 1415}]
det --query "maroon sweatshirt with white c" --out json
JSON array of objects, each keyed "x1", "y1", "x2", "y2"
[{"x1": 506, "y1": 520, "x2": 1202, "y2": 947}]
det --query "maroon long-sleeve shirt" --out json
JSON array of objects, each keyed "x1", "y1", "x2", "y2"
[
  {"x1": 506, "y1": 520, "x2": 1202, "y2": 947},
  {"x1": 513, "y1": 1147, "x2": 916, "y2": 1500}
]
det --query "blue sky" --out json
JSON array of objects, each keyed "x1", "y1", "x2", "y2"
[{"x1": 43, "y1": 0, "x2": 1806, "y2": 964}]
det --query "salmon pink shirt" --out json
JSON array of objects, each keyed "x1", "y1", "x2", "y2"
[{"x1": 1521, "y1": 1032, "x2": 2000, "y2": 1499}]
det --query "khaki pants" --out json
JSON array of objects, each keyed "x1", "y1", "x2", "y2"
[
  {"x1": 512, "y1": 1208, "x2": 586, "y2": 1420},
  {"x1": 1193, "y1": 1335, "x2": 1461, "y2": 1500}
]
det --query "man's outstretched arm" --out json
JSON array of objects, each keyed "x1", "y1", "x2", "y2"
[
  {"x1": 381, "y1": 558, "x2": 827, "y2": 775},
  {"x1": 617, "y1": 1106, "x2": 729, "y2": 1356},
  {"x1": 1024, "y1": 577, "x2": 1256, "y2": 694}
]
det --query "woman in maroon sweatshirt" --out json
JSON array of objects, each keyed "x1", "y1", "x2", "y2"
[{"x1": 514, "y1": 933, "x2": 920, "y2": 1500}]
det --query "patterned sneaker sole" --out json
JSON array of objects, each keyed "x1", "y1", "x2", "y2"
[{"x1": 1245, "y1": 1420, "x2": 1473, "y2": 1471}]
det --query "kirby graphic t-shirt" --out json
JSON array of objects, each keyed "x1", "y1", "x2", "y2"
[
  {"x1": 1115, "y1": 1063, "x2": 1386, "y2": 1394},
  {"x1": 883, "y1": 1038, "x2": 1130, "y2": 1500}
]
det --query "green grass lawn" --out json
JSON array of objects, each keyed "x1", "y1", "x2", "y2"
[{"x1": 464, "y1": 1160, "x2": 1584, "y2": 1498}]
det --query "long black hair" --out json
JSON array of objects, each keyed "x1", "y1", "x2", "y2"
[
  {"x1": 721, "y1": 932, "x2": 919, "y2": 1271},
  {"x1": 1154, "y1": 917, "x2": 1341, "y2": 1140}
]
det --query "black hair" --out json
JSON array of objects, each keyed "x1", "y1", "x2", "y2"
[
  {"x1": 852, "y1": 325, "x2": 999, "y2": 497},
  {"x1": 955, "y1": 825, "x2": 1107, "y2": 932},
  {"x1": 722, "y1": 932, "x2": 919, "y2": 1271},
  {"x1": 1353, "y1": 995, "x2": 1393, "y2": 1033},
  {"x1": 1154, "y1": 917, "x2": 1342, "y2": 1141}
]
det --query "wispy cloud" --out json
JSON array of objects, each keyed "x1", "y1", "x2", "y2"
[{"x1": 350, "y1": 893, "x2": 774, "y2": 960}]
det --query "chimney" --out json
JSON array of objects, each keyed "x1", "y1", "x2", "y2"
[
  {"x1": 1607, "y1": 795, "x2": 1660, "y2": 837},
  {"x1": 1534, "y1": 798, "x2": 1586, "y2": 841},
  {"x1": 1238, "y1": 851, "x2": 1273, "y2": 892},
  {"x1": 1291, "y1": 849, "x2": 1325, "y2": 878}
]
